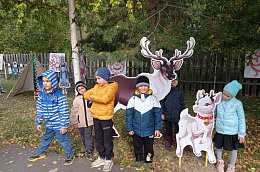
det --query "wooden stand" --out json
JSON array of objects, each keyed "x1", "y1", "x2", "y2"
[{"x1": 178, "y1": 152, "x2": 208, "y2": 167}]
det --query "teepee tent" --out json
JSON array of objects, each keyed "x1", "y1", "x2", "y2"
[{"x1": 6, "y1": 56, "x2": 45, "y2": 99}]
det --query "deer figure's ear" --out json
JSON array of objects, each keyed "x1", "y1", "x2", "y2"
[
  {"x1": 214, "y1": 92, "x2": 222, "y2": 105},
  {"x1": 174, "y1": 60, "x2": 183, "y2": 70},
  {"x1": 151, "y1": 60, "x2": 162, "y2": 70},
  {"x1": 196, "y1": 89, "x2": 202, "y2": 101}
]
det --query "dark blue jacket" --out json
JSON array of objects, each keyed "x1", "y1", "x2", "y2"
[
  {"x1": 125, "y1": 89, "x2": 162, "y2": 137},
  {"x1": 160, "y1": 87, "x2": 185, "y2": 122}
]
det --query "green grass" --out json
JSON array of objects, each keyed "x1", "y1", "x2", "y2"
[{"x1": 0, "y1": 78, "x2": 259, "y2": 171}]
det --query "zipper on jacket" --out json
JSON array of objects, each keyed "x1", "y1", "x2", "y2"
[{"x1": 82, "y1": 97, "x2": 88, "y2": 127}]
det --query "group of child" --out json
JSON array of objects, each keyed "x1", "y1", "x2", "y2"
[{"x1": 28, "y1": 67, "x2": 246, "y2": 172}]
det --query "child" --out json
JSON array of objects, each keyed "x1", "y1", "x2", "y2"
[
  {"x1": 28, "y1": 70, "x2": 75, "y2": 165},
  {"x1": 70, "y1": 81, "x2": 93, "y2": 158},
  {"x1": 0, "y1": 74, "x2": 6, "y2": 93},
  {"x1": 160, "y1": 78, "x2": 185, "y2": 148},
  {"x1": 214, "y1": 80, "x2": 246, "y2": 172},
  {"x1": 125, "y1": 76, "x2": 162, "y2": 171},
  {"x1": 83, "y1": 67, "x2": 118, "y2": 172}
]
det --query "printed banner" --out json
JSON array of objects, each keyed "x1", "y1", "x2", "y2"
[
  {"x1": 108, "y1": 61, "x2": 126, "y2": 75},
  {"x1": 244, "y1": 51, "x2": 260, "y2": 78},
  {"x1": 49, "y1": 53, "x2": 65, "y2": 72},
  {"x1": 0, "y1": 54, "x2": 3, "y2": 70}
]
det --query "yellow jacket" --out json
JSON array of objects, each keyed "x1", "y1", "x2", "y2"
[{"x1": 83, "y1": 81, "x2": 118, "y2": 120}]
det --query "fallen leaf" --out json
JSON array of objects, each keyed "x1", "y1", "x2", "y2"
[
  {"x1": 52, "y1": 161, "x2": 57, "y2": 164},
  {"x1": 27, "y1": 164, "x2": 33, "y2": 167}
]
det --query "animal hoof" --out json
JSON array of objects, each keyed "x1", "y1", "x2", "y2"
[{"x1": 195, "y1": 152, "x2": 201, "y2": 156}]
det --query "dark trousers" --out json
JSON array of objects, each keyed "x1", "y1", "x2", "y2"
[
  {"x1": 133, "y1": 134, "x2": 154, "y2": 163},
  {"x1": 93, "y1": 118, "x2": 114, "y2": 160},
  {"x1": 164, "y1": 120, "x2": 179, "y2": 136},
  {"x1": 79, "y1": 126, "x2": 93, "y2": 152}
]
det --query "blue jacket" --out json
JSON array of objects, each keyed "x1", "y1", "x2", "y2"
[
  {"x1": 160, "y1": 87, "x2": 185, "y2": 122},
  {"x1": 215, "y1": 97, "x2": 246, "y2": 138},
  {"x1": 125, "y1": 89, "x2": 162, "y2": 137},
  {"x1": 36, "y1": 70, "x2": 70, "y2": 130}
]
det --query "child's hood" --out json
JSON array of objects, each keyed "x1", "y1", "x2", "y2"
[
  {"x1": 134, "y1": 88, "x2": 153, "y2": 98},
  {"x1": 38, "y1": 70, "x2": 58, "y2": 90}
]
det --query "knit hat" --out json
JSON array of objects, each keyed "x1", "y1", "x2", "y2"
[
  {"x1": 136, "y1": 76, "x2": 150, "y2": 88},
  {"x1": 223, "y1": 80, "x2": 242, "y2": 97},
  {"x1": 95, "y1": 67, "x2": 110, "y2": 81},
  {"x1": 75, "y1": 81, "x2": 87, "y2": 94}
]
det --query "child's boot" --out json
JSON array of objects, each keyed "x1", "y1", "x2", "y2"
[
  {"x1": 165, "y1": 136, "x2": 173, "y2": 148},
  {"x1": 86, "y1": 150, "x2": 93, "y2": 159},
  {"x1": 216, "y1": 159, "x2": 224, "y2": 172},
  {"x1": 28, "y1": 153, "x2": 46, "y2": 162},
  {"x1": 91, "y1": 156, "x2": 105, "y2": 167},
  {"x1": 145, "y1": 162, "x2": 154, "y2": 171},
  {"x1": 64, "y1": 155, "x2": 75, "y2": 165},
  {"x1": 226, "y1": 164, "x2": 235, "y2": 172},
  {"x1": 135, "y1": 161, "x2": 142, "y2": 168},
  {"x1": 103, "y1": 159, "x2": 113, "y2": 171}
]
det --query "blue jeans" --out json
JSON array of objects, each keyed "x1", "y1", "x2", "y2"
[{"x1": 35, "y1": 128, "x2": 74, "y2": 156}]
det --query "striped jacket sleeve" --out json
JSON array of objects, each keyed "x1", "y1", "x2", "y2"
[
  {"x1": 35, "y1": 92, "x2": 43, "y2": 125},
  {"x1": 58, "y1": 94, "x2": 70, "y2": 128}
]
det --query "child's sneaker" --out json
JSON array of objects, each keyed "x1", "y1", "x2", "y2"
[
  {"x1": 216, "y1": 159, "x2": 224, "y2": 172},
  {"x1": 103, "y1": 160, "x2": 113, "y2": 172},
  {"x1": 80, "y1": 150, "x2": 86, "y2": 154},
  {"x1": 64, "y1": 155, "x2": 75, "y2": 166},
  {"x1": 145, "y1": 162, "x2": 154, "y2": 171},
  {"x1": 91, "y1": 156, "x2": 105, "y2": 167},
  {"x1": 86, "y1": 150, "x2": 93, "y2": 159},
  {"x1": 28, "y1": 153, "x2": 46, "y2": 162},
  {"x1": 136, "y1": 161, "x2": 142, "y2": 168},
  {"x1": 226, "y1": 164, "x2": 235, "y2": 172}
]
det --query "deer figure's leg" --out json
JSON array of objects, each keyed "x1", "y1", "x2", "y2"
[
  {"x1": 206, "y1": 138, "x2": 216, "y2": 163},
  {"x1": 176, "y1": 126, "x2": 188, "y2": 157},
  {"x1": 176, "y1": 133, "x2": 182, "y2": 157}
]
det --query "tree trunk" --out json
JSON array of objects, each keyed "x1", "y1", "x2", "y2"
[
  {"x1": 69, "y1": 0, "x2": 81, "y2": 84},
  {"x1": 150, "y1": 0, "x2": 157, "y2": 73}
]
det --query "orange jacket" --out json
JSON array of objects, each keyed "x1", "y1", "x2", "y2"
[{"x1": 83, "y1": 81, "x2": 118, "y2": 120}]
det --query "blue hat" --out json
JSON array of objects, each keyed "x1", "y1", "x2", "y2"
[
  {"x1": 95, "y1": 67, "x2": 110, "y2": 81},
  {"x1": 223, "y1": 80, "x2": 242, "y2": 97}
]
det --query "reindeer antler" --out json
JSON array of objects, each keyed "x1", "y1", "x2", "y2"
[
  {"x1": 209, "y1": 90, "x2": 215, "y2": 97},
  {"x1": 170, "y1": 37, "x2": 195, "y2": 62},
  {"x1": 140, "y1": 37, "x2": 167, "y2": 61}
]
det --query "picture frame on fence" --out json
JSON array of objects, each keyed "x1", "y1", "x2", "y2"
[{"x1": 244, "y1": 50, "x2": 260, "y2": 78}]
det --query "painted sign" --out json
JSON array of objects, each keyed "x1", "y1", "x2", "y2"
[
  {"x1": 244, "y1": 51, "x2": 260, "y2": 78},
  {"x1": 49, "y1": 53, "x2": 65, "y2": 72},
  {"x1": 108, "y1": 61, "x2": 127, "y2": 75},
  {"x1": 79, "y1": 54, "x2": 86, "y2": 82},
  {"x1": 0, "y1": 54, "x2": 3, "y2": 70}
]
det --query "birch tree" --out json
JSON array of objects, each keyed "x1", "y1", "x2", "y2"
[{"x1": 69, "y1": 0, "x2": 81, "y2": 84}]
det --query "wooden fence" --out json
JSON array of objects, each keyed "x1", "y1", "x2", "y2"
[{"x1": 1, "y1": 52, "x2": 259, "y2": 97}]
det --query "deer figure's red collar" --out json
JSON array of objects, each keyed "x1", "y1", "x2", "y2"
[
  {"x1": 197, "y1": 114, "x2": 214, "y2": 120},
  {"x1": 198, "y1": 114, "x2": 214, "y2": 126}
]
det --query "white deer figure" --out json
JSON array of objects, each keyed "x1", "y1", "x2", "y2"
[
  {"x1": 176, "y1": 89, "x2": 222, "y2": 164},
  {"x1": 110, "y1": 37, "x2": 195, "y2": 112}
]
